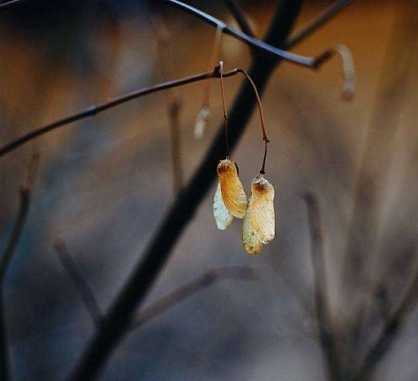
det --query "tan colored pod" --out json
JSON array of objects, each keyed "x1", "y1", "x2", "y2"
[
  {"x1": 216, "y1": 159, "x2": 248, "y2": 218},
  {"x1": 213, "y1": 181, "x2": 234, "y2": 230},
  {"x1": 242, "y1": 175, "x2": 275, "y2": 255}
]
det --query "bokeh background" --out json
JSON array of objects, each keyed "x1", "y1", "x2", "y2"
[{"x1": 0, "y1": 0, "x2": 417, "y2": 380}]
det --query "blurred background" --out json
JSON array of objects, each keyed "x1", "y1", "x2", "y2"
[{"x1": 0, "y1": 0, "x2": 417, "y2": 380}]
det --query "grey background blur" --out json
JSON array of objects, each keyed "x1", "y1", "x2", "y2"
[{"x1": 0, "y1": 1, "x2": 417, "y2": 380}]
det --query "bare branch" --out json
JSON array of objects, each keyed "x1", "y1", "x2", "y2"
[
  {"x1": 355, "y1": 268, "x2": 418, "y2": 381},
  {"x1": 131, "y1": 266, "x2": 258, "y2": 329},
  {"x1": 0, "y1": 0, "x2": 24, "y2": 9},
  {"x1": 54, "y1": 240, "x2": 103, "y2": 329},
  {"x1": 0, "y1": 152, "x2": 40, "y2": 381},
  {"x1": 303, "y1": 193, "x2": 341, "y2": 381},
  {"x1": 223, "y1": 0, "x2": 255, "y2": 38},
  {"x1": 55, "y1": 240, "x2": 257, "y2": 333},
  {"x1": 165, "y1": 0, "x2": 334, "y2": 69},
  {"x1": 286, "y1": 0, "x2": 353, "y2": 47},
  {"x1": 0, "y1": 67, "x2": 239, "y2": 158}
]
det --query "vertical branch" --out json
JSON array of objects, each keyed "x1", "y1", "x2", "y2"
[
  {"x1": 304, "y1": 193, "x2": 341, "y2": 381},
  {"x1": 0, "y1": 152, "x2": 40, "y2": 381},
  {"x1": 223, "y1": 0, "x2": 255, "y2": 38},
  {"x1": 69, "y1": 2, "x2": 305, "y2": 379}
]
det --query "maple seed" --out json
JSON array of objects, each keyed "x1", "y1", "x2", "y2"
[
  {"x1": 217, "y1": 159, "x2": 248, "y2": 219},
  {"x1": 242, "y1": 175, "x2": 275, "y2": 255}
]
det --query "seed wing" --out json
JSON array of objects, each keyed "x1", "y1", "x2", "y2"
[{"x1": 213, "y1": 182, "x2": 234, "y2": 230}]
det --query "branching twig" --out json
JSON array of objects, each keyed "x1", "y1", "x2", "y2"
[
  {"x1": 303, "y1": 193, "x2": 341, "y2": 381},
  {"x1": 55, "y1": 238, "x2": 257, "y2": 332},
  {"x1": 223, "y1": 0, "x2": 255, "y2": 38},
  {"x1": 166, "y1": 0, "x2": 334, "y2": 69},
  {"x1": 286, "y1": 0, "x2": 353, "y2": 47},
  {"x1": 0, "y1": 152, "x2": 40, "y2": 381},
  {"x1": 54, "y1": 240, "x2": 103, "y2": 329},
  {"x1": 131, "y1": 265, "x2": 258, "y2": 328},
  {"x1": 0, "y1": 67, "x2": 239, "y2": 158},
  {"x1": 354, "y1": 270, "x2": 418, "y2": 381}
]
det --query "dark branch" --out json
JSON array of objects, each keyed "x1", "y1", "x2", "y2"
[
  {"x1": 354, "y1": 269, "x2": 418, "y2": 381},
  {"x1": 0, "y1": 152, "x2": 39, "y2": 381},
  {"x1": 131, "y1": 266, "x2": 258, "y2": 329},
  {"x1": 165, "y1": 0, "x2": 333, "y2": 69},
  {"x1": 303, "y1": 193, "x2": 341, "y2": 381},
  {"x1": 0, "y1": 67, "x2": 238, "y2": 158},
  {"x1": 0, "y1": 0, "x2": 24, "y2": 9},
  {"x1": 55, "y1": 240, "x2": 257, "y2": 332},
  {"x1": 286, "y1": 0, "x2": 354, "y2": 47},
  {"x1": 54, "y1": 240, "x2": 103, "y2": 329},
  {"x1": 223, "y1": 0, "x2": 255, "y2": 37}
]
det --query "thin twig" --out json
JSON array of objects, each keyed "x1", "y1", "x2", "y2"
[
  {"x1": 55, "y1": 240, "x2": 257, "y2": 332},
  {"x1": 165, "y1": 0, "x2": 334, "y2": 69},
  {"x1": 286, "y1": 0, "x2": 354, "y2": 47},
  {"x1": 303, "y1": 193, "x2": 341, "y2": 381},
  {"x1": 354, "y1": 270, "x2": 418, "y2": 381},
  {"x1": 223, "y1": 0, "x2": 255, "y2": 38},
  {"x1": 0, "y1": 152, "x2": 40, "y2": 381},
  {"x1": 0, "y1": 0, "x2": 24, "y2": 9},
  {"x1": 54, "y1": 240, "x2": 103, "y2": 329},
  {"x1": 131, "y1": 266, "x2": 258, "y2": 328},
  {"x1": 0, "y1": 68, "x2": 239, "y2": 158}
]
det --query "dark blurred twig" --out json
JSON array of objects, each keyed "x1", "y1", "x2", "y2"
[
  {"x1": 286, "y1": 0, "x2": 353, "y2": 47},
  {"x1": 55, "y1": 238, "x2": 257, "y2": 331},
  {"x1": 354, "y1": 269, "x2": 418, "y2": 381},
  {"x1": 0, "y1": 0, "x2": 24, "y2": 9},
  {"x1": 0, "y1": 152, "x2": 39, "y2": 381},
  {"x1": 304, "y1": 193, "x2": 341, "y2": 381},
  {"x1": 131, "y1": 265, "x2": 258, "y2": 328},
  {"x1": 223, "y1": 0, "x2": 255, "y2": 37},
  {"x1": 55, "y1": 240, "x2": 103, "y2": 329},
  {"x1": 166, "y1": 0, "x2": 334, "y2": 69}
]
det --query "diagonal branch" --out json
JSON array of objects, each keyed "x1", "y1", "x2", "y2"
[
  {"x1": 223, "y1": 0, "x2": 255, "y2": 38},
  {"x1": 286, "y1": 0, "x2": 354, "y2": 47},
  {"x1": 0, "y1": 67, "x2": 238, "y2": 158},
  {"x1": 55, "y1": 238, "x2": 257, "y2": 332},
  {"x1": 54, "y1": 240, "x2": 103, "y2": 329},
  {"x1": 354, "y1": 268, "x2": 418, "y2": 381},
  {"x1": 166, "y1": 0, "x2": 334, "y2": 69},
  {"x1": 304, "y1": 193, "x2": 341, "y2": 381}
]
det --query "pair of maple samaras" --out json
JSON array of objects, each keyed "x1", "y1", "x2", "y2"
[{"x1": 213, "y1": 158, "x2": 275, "y2": 255}]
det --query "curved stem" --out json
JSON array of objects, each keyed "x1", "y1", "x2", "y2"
[
  {"x1": 237, "y1": 69, "x2": 269, "y2": 174},
  {"x1": 218, "y1": 61, "x2": 230, "y2": 157}
]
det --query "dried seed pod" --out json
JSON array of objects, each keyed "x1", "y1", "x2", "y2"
[
  {"x1": 194, "y1": 105, "x2": 210, "y2": 139},
  {"x1": 217, "y1": 159, "x2": 247, "y2": 218},
  {"x1": 213, "y1": 182, "x2": 234, "y2": 230},
  {"x1": 242, "y1": 175, "x2": 275, "y2": 255}
]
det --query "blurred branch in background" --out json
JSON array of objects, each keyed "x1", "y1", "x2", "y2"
[
  {"x1": 304, "y1": 193, "x2": 341, "y2": 381},
  {"x1": 0, "y1": 152, "x2": 40, "y2": 381},
  {"x1": 223, "y1": 0, "x2": 255, "y2": 38},
  {"x1": 55, "y1": 239, "x2": 257, "y2": 332},
  {"x1": 342, "y1": 3, "x2": 418, "y2": 377}
]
